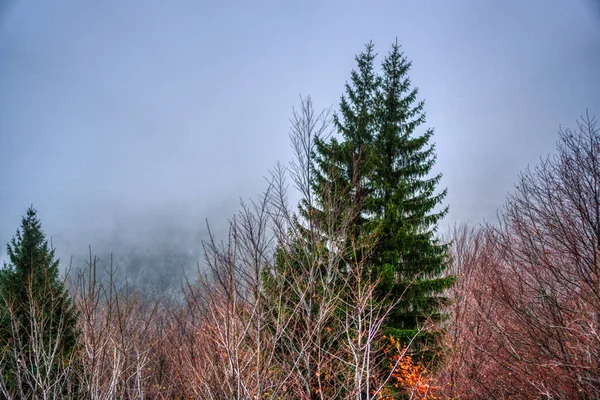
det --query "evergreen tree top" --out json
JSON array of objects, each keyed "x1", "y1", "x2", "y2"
[{"x1": 5, "y1": 206, "x2": 60, "y2": 279}]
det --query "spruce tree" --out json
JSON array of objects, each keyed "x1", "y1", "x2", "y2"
[
  {"x1": 264, "y1": 42, "x2": 452, "y2": 397},
  {"x1": 313, "y1": 41, "x2": 452, "y2": 358},
  {"x1": 371, "y1": 41, "x2": 452, "y2": 353},
  {"x1": 0, "y1": 206, "x2": 78, "y2": 396}
]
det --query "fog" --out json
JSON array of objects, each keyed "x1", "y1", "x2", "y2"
[{"x1": 1, "y1": 0, "x2": 599, "y2": 293}]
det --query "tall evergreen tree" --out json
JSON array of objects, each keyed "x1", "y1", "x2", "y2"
[
  {"x1": 371, "y1": 41, "x2": 452, "y2": 352},
  {"x1": 0, "y1": 206, "x2": 78, "y2": 396},
  {"x1": 263, "y1": 42, "x2": 452, "y2": 397},
  {"x1": 312, "y1": 41, "x2": 453, "y2": 358}
]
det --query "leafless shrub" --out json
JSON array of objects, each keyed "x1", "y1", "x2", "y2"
[
  {"x1": 155, "y1": 96, "x2": 412, "y2": 399},
  {"x1": 71, "y1": 251, "x2": 157, "y2": 399},
  {"x1": 439, "y1": 112, "x2": 600, "y2": 399}
]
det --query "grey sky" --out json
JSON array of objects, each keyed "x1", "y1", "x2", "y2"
[{"x1": 1, "y1": 0, "x2": 599, "y2": 272}]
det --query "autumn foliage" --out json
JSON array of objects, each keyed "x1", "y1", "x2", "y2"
[{"x1": 373, "y1": 336, "x2": 439, "y2": 400}]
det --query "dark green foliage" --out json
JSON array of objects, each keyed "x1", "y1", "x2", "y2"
[
  {"x1": 313, "y1": 43, "x2": 378, "y2": 224},
  {"x1": 371, "y1": 41, "x2": 453, "y2": 352},
  {"x1": 308, "y1": 44, "x2": 381, "y2": 269},
  {"x1": 0, "y1": 206, "x2": 78, "y2": 396},
  {"x1": 315, "y1": 41, "x2": 453, "y2": 357}
]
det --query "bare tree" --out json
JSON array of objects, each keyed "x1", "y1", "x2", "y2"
[
  {"x1": 262, "y1": 96, "x2": 411, "y2": 399},
  {"x1": 156, "y1": 96, "x2": 414, "y2": 399},
  {"x1": 439, "y1": 112, "x2": 600, "y2": 399},
  {"x1": 72, "y1": 251, "x2": 157, "y2": 400}
]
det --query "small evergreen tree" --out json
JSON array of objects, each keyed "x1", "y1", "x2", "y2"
[{"x1": 0, "y1": 206, "x2": 78, "y2": 397}]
